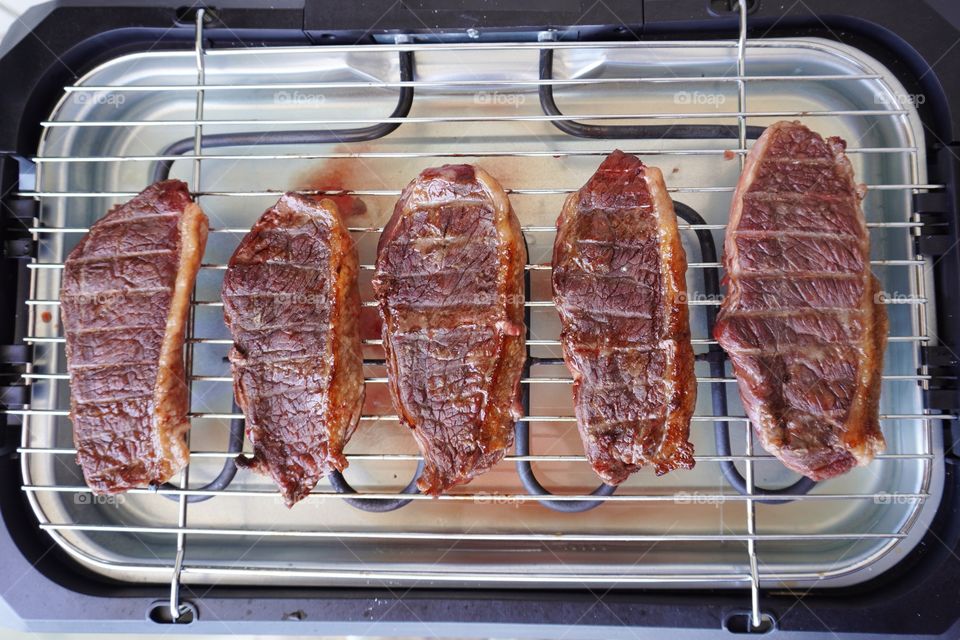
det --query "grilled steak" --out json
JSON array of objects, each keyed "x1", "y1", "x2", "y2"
[
  {"x1": 374, "y1": 165, "x2": 526, "y2": 495},
  {"x1": 222, "y1": 194, "x2": 364, "y2": 507},
  {"x1": 61, "y1": 180, "x2": 208, "y2": 494},
  {"x1": 553, "y1": 151, "x2": 696, "y2": 484},
  {"x1": 714, "y1": 121, "x2": 887, "y2": 480}
]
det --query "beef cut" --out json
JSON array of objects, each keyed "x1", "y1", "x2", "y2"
[
  {"x1": 222, "y1": 193, "x2": 364, "y2": 506},
  {"x1": 61, "y1": 180, "x2": 208, "y2": 493},
  {"x1": 374, "y1": 165, "x2": 526, "y2": 495},
  {"x1": 714, "y1": 120, "x2": 887, "y2": 480},
  {"x1": 553, "y1": 150, "x2": 696, "y2": 484}
]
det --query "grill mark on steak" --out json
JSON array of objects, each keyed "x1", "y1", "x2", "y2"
[
  {"x1": 715, "y1": 121, "x2": 887, "y2": 481},
  {"x1": 553, "y1": 150, "x2": 696, "y2": 484},
  {"x1": 732, "y1": 234, "x2": 864, "y2": 274},
  {"x1": 67, "y1": 248, "x2": 174, "y2": 263},
  {"x1": 374, "y1": 164, "x2": 526, "y2": 496},
  {"x1": 61, "y1": 180, "x2": 208, "y2": 494},
  {"x1": 222, "y1": 193, "x2": 364, "y2": 507},
  {"x1": 62, "y1": 251, "x2": 181, "y2": 292},
  {"x1": 733, "y1": 230, "x2": 860, "y2": 240},
  {"x1": 735, "y1": 275, "x2": 864, "y2": 311}
]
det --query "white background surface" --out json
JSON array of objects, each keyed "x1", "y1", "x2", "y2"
[{"x1": 0, "y1": 0, "x2": 44, "y2": 41}]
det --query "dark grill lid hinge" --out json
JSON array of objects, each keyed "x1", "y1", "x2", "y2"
[
  {"x1": 1, "y1": 156, "x2": 36, "y2": 260},
  {"x1": 0, "y1": 156, "x2": 36, "y2": 450},
  {"x1": 922, "y1": 345, "x2": 958, "y2": 399},
  {"x1": 914, "y1": 145, "x2": 960, "y2": 452},
  {"x1": 914, "y1": 143, "x2": 960, "y2": 258},
  {"x1": 0, "y1": 343, "x2": 31, "y2": 456},
  {"x1": 920, "y1": 345, "x2": 960, "y2": 457},
  {"x1": 915, "y1": 191, "x2": 953, "y2": 256}
]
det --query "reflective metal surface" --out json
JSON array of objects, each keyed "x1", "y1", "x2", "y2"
[{"x1": 14, "y1": 30, "x2": 943, "y2": 594}]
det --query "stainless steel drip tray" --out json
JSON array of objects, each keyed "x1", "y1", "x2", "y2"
[{"x1": 21, "y1": 37, "x2": 942, "y2": 589}]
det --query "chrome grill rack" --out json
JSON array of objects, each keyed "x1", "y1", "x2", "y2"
[{"x1": 7, "y1": 2, "x2": 953, "y2": 631}]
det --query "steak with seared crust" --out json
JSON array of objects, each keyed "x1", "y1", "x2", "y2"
[
  {"x1": 373, "y1": 165, "x2": 526, "y2": 496},
  {"x1": 222, "y1": 193, "x2": 364, "y2": 506},
  {"x1": 714, "y1": 121, "x2": 887, "y2": 481},
  {"x1": 61, "y1": 180, "x2": 208, "y2": 494},
  {"x1": 553, "y1": 150, "x2": 696, "y2": 484}
]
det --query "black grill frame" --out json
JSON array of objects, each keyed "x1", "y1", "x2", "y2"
[{"x1": 1, "y1": 0, "x2": 960, "y2": 636}]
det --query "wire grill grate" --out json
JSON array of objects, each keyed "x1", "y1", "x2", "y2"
[{"x1": 7, "y1": 1, "x2": 952, "y2": 628}]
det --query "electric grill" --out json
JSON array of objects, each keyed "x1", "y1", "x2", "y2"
[{"x1": 2, "y1": 0, "x2": 960, "y2": 636}]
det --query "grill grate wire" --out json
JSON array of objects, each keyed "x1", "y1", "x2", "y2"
[{"x1": 6, "y1": 0, "x2": 954, "y2": 629}]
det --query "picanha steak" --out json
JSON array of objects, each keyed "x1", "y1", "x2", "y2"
[
  {"x1": 714, "y1": 120, "x2": 887, "y2": 480},
  {"x1": 373, "y1": 165, "x2": 526, "y2": 495},
  {"x1": 61, "y1": 180, "x2": 208, "y2": 493},
  {"x1": 553, "y1": 150, "x2": 696, "y2": 484},
  {"x1": 222, "y1": 193, "x2": 364, "y2": 507}
]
